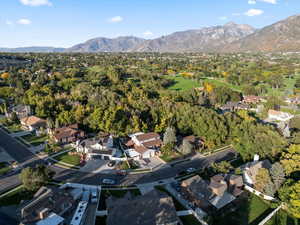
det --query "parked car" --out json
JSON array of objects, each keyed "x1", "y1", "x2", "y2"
[
  {"x1": 186, "y1": 167, "x2": 196, "y2": 173},
  {"x1": 116, "y1": 170, "x2": 127, "y2": 176},
  {"x1": 102, "y1": 178, "x2": 116, "y2": 185},
  {"x1": 91, "y1": 190, "x2": 98, "y2": 203}
]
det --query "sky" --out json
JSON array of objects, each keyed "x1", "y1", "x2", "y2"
[{"x1": 0, "y1": 0, "x2": 299, "y2": 48}]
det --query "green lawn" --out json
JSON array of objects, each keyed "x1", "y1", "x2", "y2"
[
  {"x1": 180, "y1": 215, "x2": 202, "y2": 225},
  {"x1": 54, "y1": 152, "x2": 81, "y2": 166},
  {"x1": 22, "y1": 134, "x2": 48, "y2": 146},
  {"x1": 165, "y1": 75, "x2": 200, "y2": 91},
  {"x1": 0, "y1": 186, "x2": 34, "y2": 206},
  {"x1": 201, "y1": 77, "x2": 242, "y2": 92},
  {"x1": 6, "y1": 123, "x2": 22, "y2": 133},
  {"x1": 213, "y1": 194, "x2": 272, "y2": 225}
]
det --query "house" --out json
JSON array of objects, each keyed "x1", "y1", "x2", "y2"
[
  {"x1": 243, "y1": 159, "x2": 272, "y2": 186},
  {"x1": 284, "y1": 96, "x2": 300, "y2": 105},
  {"x1": 6, "y1": 104, "x2": 31, "y2": 119},
  {"x1": 76, "y1": 134, "x2": 116, "y2": 160},
  {"x1": 268, "y1": 109, "x2": 294, "y2": 122},
  {"x1": 243, "y1": 95, "x2": 265, "y2": 104},
  {"x1": 181, "y1": 174, "x2": 242, "y2": 210},
  {"x1": 19, "y1": 186, "x2": 75, "y2": 225},
  {"x1": 183, "y1": 135, "x2": 204, "y2": 149},
  {"x1": 106, "y1": 190, "x2": 179, "y2": 225},
  {"x1": 125, "y1": 132, "x2": 162, "y2": 159},
  {"x1": 220, "y1": 101, "x2": 250, "y2": 112},
  {"x1": 51, "y1": 124, "x2": 85, "y2": 144},
  {"x1": 20, "y1": 116, "x2": 47, "y2": 135}
]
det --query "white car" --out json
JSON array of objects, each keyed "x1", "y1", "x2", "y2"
[
  {"x1": 186, "y1": 167, "x2": 196, "y2": 173},
  {"x1": 102, "y1": 178, "x2": 116, "y2": 185},
  {"x1": 91, "y1": 191, "x2": 98, "y2": 203}
]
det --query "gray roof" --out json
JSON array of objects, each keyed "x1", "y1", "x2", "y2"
[
  {"x1": 182, "y1": 176, "x2": 214, "y2": 200},
  {"x1": 106, "y1": 190, "x2": 179, "y2": 225}
]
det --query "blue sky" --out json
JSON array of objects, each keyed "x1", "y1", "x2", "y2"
[{"x1": 0, "y1": 0, "x2": 299, "y2": 48}]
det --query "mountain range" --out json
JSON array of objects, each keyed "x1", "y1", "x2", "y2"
[{"x1": 1, "y1": 14, "x2": 300, "y2": 53}]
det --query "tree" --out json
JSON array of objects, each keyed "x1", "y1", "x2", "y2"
[
  {"x1": 264, "y1": 181, "x2": 276, "y2": 197},
  {"x1": 280, "y1": 145, "x2": 300, "y2": 176},
  {"x1": 289, "y1": 116, "x2": 300, "y2": 131},
  {"x1": 279, "y1": 181, "x2": 300, "y2": 218},
  {"x1": 270, "y1": 162, "x2": 286, "y2": 190},
  {"x1": 10, "y1": 112, "x2": 19, "y2": 123},
  {"x1": 163, "y1": 127, "x2": 177, "y2": 146},
  {"x1": 180, "y1": 139, "x2": 193, "y2": 155},
  {"x1": 19, "y1": 165, "x2": 54, "y2": 191},
  {"x1": 255, "y1": 168, "x2": 271, "y2": 192},
  {"x1": 211, "y1": 161, "x2": 233, "y2": 174}
]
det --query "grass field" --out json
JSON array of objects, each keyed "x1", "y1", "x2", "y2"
[
  {"x1": 201, "y1": 77, "x2": 243, "y2": 92},
  {"x1": 213, "y1": 194, "x2": 272, "y2": 225},
  {"x1": 54, "y1": 152, "x2": 81, "y2": 166},
  {"x1": 165, "y1": 75, "x2": 200, "y2": 91}
]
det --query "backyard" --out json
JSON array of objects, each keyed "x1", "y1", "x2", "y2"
[
  {"x1": 0, "y1": 186, "x2": 34, "y2": 207},
  {"x1": 213, "y1": 193, "x2": 272, "y2": 225}
]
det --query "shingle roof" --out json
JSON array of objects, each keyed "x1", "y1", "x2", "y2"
[
  {"x1": 135, "y1": 132, "x2": 160, "y2": 142},
  {"x1": 21, "y1": 116, "x2": 46, "y2": 127}
]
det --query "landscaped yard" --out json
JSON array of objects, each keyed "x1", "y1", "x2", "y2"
[
  {"x1": 0, "y1": 186, "x2": 34, "y2": 206},
  {"x1": 5, "y1": 123, "x2": 22, "y2": 133},
  {"x1": 160, "y1": 152, "x2": 182, "y2": 163},
  {"x1": 213, "y1": 194, "x2": 272, "y2": 225},
  {"x1": 53, "y1": 151, "x2": 81, "y2": 166},
  {"x1": 22, "y1": 134, "x2": 48, "y2": 146},
  {"x1": 165, "y1": 75, "x2": 200, "y2": 91}
]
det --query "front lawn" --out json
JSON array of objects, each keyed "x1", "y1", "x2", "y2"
[
  {"x1": 160, "y1": 152, "x2": 182, "y2": 163},
  {"x1": 54, "y1": 151, "x2": 80, "y2": 166},
  {"x1": 0, "y1": 186, "x2": 34, "y2": 206},
  {"x1": 213, "y1": 194, "x2": 272, "y2": 225},
  {"x1": 22, "y1": 134, "x2": 48, "y2": 146},
  {"x1": 6, "y1": 123, "x2": 22, "y2": 133}
]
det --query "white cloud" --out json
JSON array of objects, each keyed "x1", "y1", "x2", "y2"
[
  {"x1": 6, "y1": 20, "x2": 13, "y2": 26},
  {"x1": 219, "y1": 16, "x2": 228, "y2": 20},
  {"x1": 108, "y1": 16, "x2": 123, "y2": 23},
  {"x1": 143, "y1": 30, "x2": 153, "y2": 37},
  {"x1": 248, "y1": 0, "x2": 256, "y2": 4},
  {"x1": 259, "y1": 0, "x2": 277, "y2": 4},
  {"x1": 244, "y1": 9, "x2": 264, "y2": 16},
  {"x1": 17, "y1": 18, "x2": 32, "y2": 25},
  {"x1": 20, "y1": 0, "x2": 52, "y2": 6}
]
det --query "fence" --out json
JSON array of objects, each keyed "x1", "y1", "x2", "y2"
[{"x1": 245, "y1": 185, "x2": 276, "y2": 201}]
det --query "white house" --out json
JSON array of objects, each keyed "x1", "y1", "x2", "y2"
[
  {"x1": 268, "y1": 109, "x2": 294, "y2": 122},
  {"x1": 125, "y1": 132, "x2": 162, "y2": 159},
  {"x1": 76, "y1": 135, "x2": 116, "y2": 160}
]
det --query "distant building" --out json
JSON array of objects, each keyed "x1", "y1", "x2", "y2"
[
  {"x1": 6, "y1": 104, "x2": 31, "y2": 119},
  {"x1": 220, "y1": 101, "x2": 250, "y2": 112},
  {"x1": 19, "y1": 186, "x2": 75, "y2": 225},
  {"x1": 76, "y1": 134, "x2": 116, "y2": 160},
  {"x1": 125, "y1": 132, "x2": 162, "y2": 159},
  {"x1": 106, "y1": 190, "x2": 179, "y2": 225},
  {"x1": 20, "y1": 116, "x2": 47, "y2": 135},
  {"x1": 50, "y1": 124, "x2": 85, "y2": 144},
  {"x1": 243, "y1": 95, "x2": 265, "y2": 104},
  {"x1": 268, "y1": 109, "x2": 294, "y2": 122}
]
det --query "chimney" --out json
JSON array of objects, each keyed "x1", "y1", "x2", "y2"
[
  {"x1": 253, "y1": 154, "x2": 259, "y2": 161},
  {"x1": 38, "y1": 208, "x2": 50, "y2": 219}
]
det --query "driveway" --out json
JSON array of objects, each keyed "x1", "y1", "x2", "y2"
[
  {"x1": 80, "y1": 160, "x2": 114, "y2": 174},
  {"x1": 0, "y1": 128, "x2": 35, "y2": 163}
]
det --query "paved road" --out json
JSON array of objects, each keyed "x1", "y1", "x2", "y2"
[
  {"x1": 0, "y1": 144, "x2": 236, "y2": 195},
  {"x1": 0, "y1": 128, "x2": 35, "y2": 163}
]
